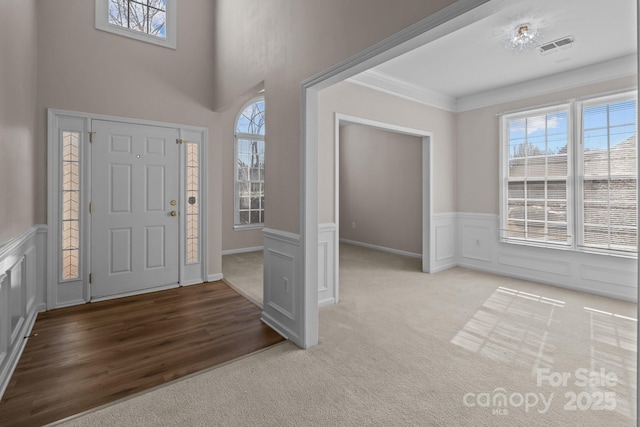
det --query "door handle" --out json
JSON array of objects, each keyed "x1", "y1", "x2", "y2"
[
  {"x1": 170, "y1": 211, "x2": 177, "y2": 217},
  {"x1": 170, "y1": 200, "x2": 177, "y2": 206}
]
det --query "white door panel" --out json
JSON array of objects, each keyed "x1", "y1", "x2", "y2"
[{"x1": 91, "y1": 120, "x2": 179, "y2": 299}]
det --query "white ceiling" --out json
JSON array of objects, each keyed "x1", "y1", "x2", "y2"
[{"x1": 350, "y1": 0, "x2": 637, "y2": 112}]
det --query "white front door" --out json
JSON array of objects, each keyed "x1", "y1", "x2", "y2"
[{"x1": 91, "y1": 120, "x2": 180, "y2": 299}]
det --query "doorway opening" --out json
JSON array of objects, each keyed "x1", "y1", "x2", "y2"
[{"x1": 297, "y1": 0, "x2": 493, "y2": 348}]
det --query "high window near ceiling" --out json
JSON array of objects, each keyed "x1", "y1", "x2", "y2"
[
  {"x1": 95, "y1": 0, "x2": 176, "y2": 49},
  {"x1": 500, "y1": 91, "x2": 637, "y2": 255},
  {"x1": 234, "y1": 98, "x2": 265, "y2": 228}
]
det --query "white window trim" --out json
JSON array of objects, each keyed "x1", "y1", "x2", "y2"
[
  {"x1": 499, "y1": 103, "x2": 573, "y2": 249},
  {"x1": 499, "y1": 90, "x2": 638, "y2": 257},
  {"x1": 234, "y1": 97, "x2": 265, "y2": 230},
  {"x1": 95, "y1": 0, "x2": 177, "y2": 49}
]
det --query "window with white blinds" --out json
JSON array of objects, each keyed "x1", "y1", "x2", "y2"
[
  {"x1": 500, "y1": 91, "x2": 637, "y2": 255},
  {"x1": 502, "y1": 106, "x2": 571, "y2": 246},
  {"x1": 580, "y1": 94, "x2": 637, "y2": 253}
]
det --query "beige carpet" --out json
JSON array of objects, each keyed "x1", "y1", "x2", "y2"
[
  {"x1": 222, "y1": 250, "x2": 264, "y2": 306},
  {"x1": 57, "y1": 243, "x2": 637, "y2": 426}
]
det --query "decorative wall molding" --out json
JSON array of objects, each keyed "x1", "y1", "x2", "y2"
[
  {"x1": 455, "y1": 213, "x2": 637, "y2": 302},
  {"x1": 262, "y1": 229, "x2": 303, "y2": 346},
  {"x1": 318, "y1": 224, "x2": 337, "y2": 307},
  {"x1": 337, "y1": 212, "x2": 636, "y2": 302},
  {"x1": 0, "y1": 226, "x2": 47, "y2": 400},
  {"x1": 432, "y1": 213, "x2": 457, "y2": 273}
]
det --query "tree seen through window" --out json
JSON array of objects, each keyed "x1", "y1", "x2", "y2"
[{"x1": 108, "y1": 0, "x2": 167, "y2": 38}]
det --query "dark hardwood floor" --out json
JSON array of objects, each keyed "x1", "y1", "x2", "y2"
[{"x1": 0, "y1": 281, "x2": 284, "y2": 427}]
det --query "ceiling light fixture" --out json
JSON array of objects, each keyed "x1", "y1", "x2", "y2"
[{"x1": 507, "y1": 23, "x2": 540, "y2": 53}]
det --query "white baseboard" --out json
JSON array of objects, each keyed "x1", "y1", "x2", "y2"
[
  {"x1": 318, "y1": 297, "x2": 336, "y2": 308},
  {"x1": 207, "y1": 273, "x2": 224, "y2": 282},
  {"x1": 339, "y1": 238, "x2": 421, "y2": 259},
  {"x1": 222, "y1": 246, "x2": 264, "y2": 256}
]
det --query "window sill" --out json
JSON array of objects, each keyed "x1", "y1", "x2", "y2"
[{"x1": 95, "y1": 23, "x2": 176, "y2": 49}]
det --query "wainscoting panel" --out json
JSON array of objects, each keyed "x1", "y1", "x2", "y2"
[
  {"x1": 456, "y1": 213, "x2": 637, "y2": 302},
  {"x1": 432, "y1": 213, "x2": 457, "y2": 272},
  {"x1": 498, "y1": 252, "x2": 571, "y2": 277},
  {"x1": 0, "y1": 226, "x2": 47, "y2": 399},
  {"x1": 262, "y1": 228, "x2": 302, "y2": 345},
  {"x1": 318, "y1": 223, "x2": 337, "y2": 307},
  {"x1": 461, "y1": 225, "x2": 491, "y2": 262},
  {"x1": 0, "y1": 274, "x2": 8, "y2": 371},
  {"x1": 8, "y1": 257, "x2": 26, "y2": 346}
]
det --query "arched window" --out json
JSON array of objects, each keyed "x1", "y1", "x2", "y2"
[{"x1": 234, "y1": 98, "x2": 265, "y2": 227}]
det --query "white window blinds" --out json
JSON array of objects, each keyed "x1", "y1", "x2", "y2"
[
  {"x1": 504, "y1": 107, "x2": 571, "y2": 245},
  {"x1": 500, "y1": 91, "x2": 638, "y2": 256},
  {"x1": 580, "y1": 96, "x2": 637, "y2": 252}
]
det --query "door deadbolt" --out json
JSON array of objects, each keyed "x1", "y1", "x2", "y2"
[
  {"x1": 170, "y1": 211, "x2": 177, "y2": 216},
  {"x1": 170, "y1": 200, "x2": 177, "y2": 206}
]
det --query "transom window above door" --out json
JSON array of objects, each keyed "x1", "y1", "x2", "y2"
[{"x1": 95, "y1": 0, "x2": 177, "y2": 49}]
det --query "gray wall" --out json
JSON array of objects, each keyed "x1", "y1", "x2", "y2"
[
  {"x1": 456, "y1": 75, "x2": 637, "y2": 214},
  {"x1": 1, "y1": 0, "x2": 459, "y2": 274},
  {"x1": 213, "y1": 0, "x2": 458, "y2": 234},
  {"x1": 318, "y1": 81, "x2": 458, "y2": 224},
  {"x1": 0, "y1": 0, "x2": 38, "y2": 244},
  {"x1": 339, "y1": 125, "x2": 422, "y2": 254}
]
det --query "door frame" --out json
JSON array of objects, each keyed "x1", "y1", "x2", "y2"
[
  {"x1": 47, "y1": 109, "x2": 208, "y2": 309},
  {"x1": 298, "y1": 0, "x2": 492, "y2": 348}
]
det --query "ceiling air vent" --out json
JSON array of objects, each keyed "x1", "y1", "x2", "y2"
[{"x1": 538, "y1": 36, "x2": 574, "y2": 55}]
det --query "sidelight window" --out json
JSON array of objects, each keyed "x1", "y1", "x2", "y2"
[{"x1": 61, "y1": 131, "x2": 81, "y2": 280}]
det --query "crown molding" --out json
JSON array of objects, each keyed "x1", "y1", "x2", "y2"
[
  {"x1": 347, "y1": 69, "x2": 458, "y2": 112},
  {"x1": 347, "y1": 54, "x2": 637, "y2": 113},
  {"x1": 456, "y1": 53, "x2": 638, "y2": 112}
]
